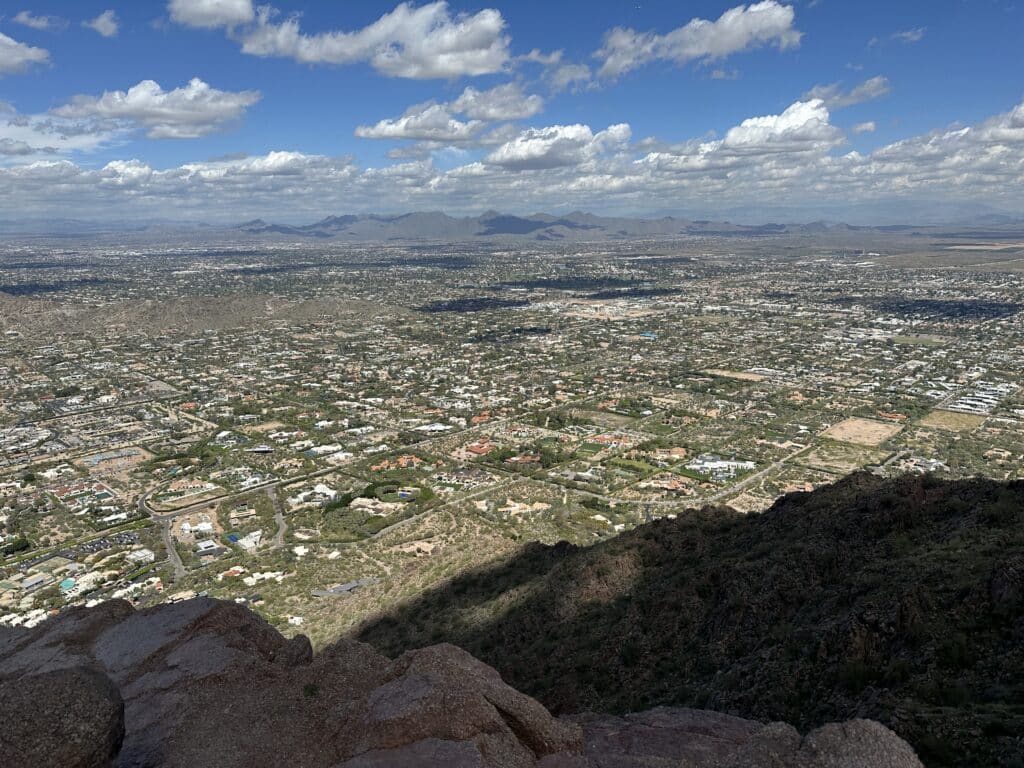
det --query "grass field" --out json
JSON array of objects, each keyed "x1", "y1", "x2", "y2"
[
  {"x1": 575, "y1": 409, "x2": 635, "y2": 428},
  {"x1": 919, "y1": 409, "x2": 986, "y2": 432}
]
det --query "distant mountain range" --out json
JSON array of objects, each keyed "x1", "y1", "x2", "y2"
[
  {"x1": 2, "y1": 208, "x2": 1023, "y2": 241},
  {"x1": 235, "y1": 210, "x2": 839, "y2": 242},
  {"x1": 234, "y1": 210, "x2": 1024, "y2": 242}
]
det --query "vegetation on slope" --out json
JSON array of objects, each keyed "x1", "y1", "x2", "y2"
[{"x1": 356, "y1": 473, "x2": 1024, "y2": 768}]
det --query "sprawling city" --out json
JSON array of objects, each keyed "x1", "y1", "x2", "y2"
[
  {"x1": 3, "y1": 224, "x2": 1022, "y2": 647},
  {"x1": 2, "y1": 1, "x2": 1023, "y2": 766}
]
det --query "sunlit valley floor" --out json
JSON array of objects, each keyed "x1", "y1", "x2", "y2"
[{"x1": 2, "y1": 229, "x2": 1024, "y2": 765}]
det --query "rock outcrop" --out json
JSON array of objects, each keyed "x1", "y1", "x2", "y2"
[
  {"x1": 553, "y1": 709, "x2": 925, "y2": 768},
  {"x1": 0, "y1": 598, "x2": 923, "y2": 767},
  {"x1": 356, "y1": 473, "x2": 1024, "y2": 767},
  {"x1": 0, "y1": 666, "x2": 124, "y2": 768}
]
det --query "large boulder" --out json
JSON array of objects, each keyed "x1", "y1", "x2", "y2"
[
  {"x1": 0, "y1": 599, "x2": 927, "y2": 768},
  {"x1": 0, "y1": 599, "x2": 581, "y2": 768},
  {"x1": 0, "y1": 666, "x2": 124, "y2": 768},
  {"x1": 550, "y1": 708, "x2": 924, "y2": 768},
  {"x1": 795, "y1": 719, "x2": 926, "y2": 768},
  {"x1": 332, "y1": 643, "x2": 583, "y2": 767}
]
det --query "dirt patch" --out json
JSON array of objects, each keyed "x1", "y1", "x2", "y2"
[
  {"x1": 800, "y1": 442, "x2": 891, "y2": 474},
  {"x1": 945, "y1": 242, "x2": 1024, "y2": 251},
  {"x1": 725, "y1": 493, "x2": 773, "y2": 514},
  {"x1": 241, "y1": 420, "x2": 287, "y2": 434},
  {"x1": 821, "y1": 417, "x2": 902, "y2": 446},
  {"x1": 703, "y1": 369, "x2": 766, "y2": 382}
]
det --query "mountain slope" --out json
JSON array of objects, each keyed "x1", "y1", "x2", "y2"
[
  {"x1": 356, "y1": 473, "x2": 1024, "y2": 767},
  {"x1": 235, "y1": 211, "x2": 803, "y2": 241}
]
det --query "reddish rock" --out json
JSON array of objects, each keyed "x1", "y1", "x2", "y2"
[{"x1": 0, "y1": 599, "x2": 925, "y2": 768}]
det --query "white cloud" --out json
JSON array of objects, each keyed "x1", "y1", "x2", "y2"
[
  {"x1": 237, "y1": 1, "x2": 509, "y2": 79},
  {"x1": 0, "y1": 103, "x2": 118, "y2": 162},
  {"x1": 83, "y1": 10, "x2": 120, "y2": 38},
  {"x1": 356, "y1": 102, "x2": 482, "y2": 142},
  {"x1": 596, "y1": 1, "x2": 800, "y2": 79},
  {"x1": 803, "y1": 76, "x2": 890, "y2": 109},
  {"x1": 721, "y1": 99, "x2": 842, "y2": 152},
  {"x1": 0, "y1": 138, "x2": 34, "y2": 156},
  {"x1": 548, "y1": 63, "x2": 592, "y2": 93},
  {"x1": 52, "y1": 78, "x2": 261, "y2": 139},
  {"x1": 637, "y1": 99, "x2": 843, "y2": 179},
  {"x1": 13, "y1": 11, "x2": 66, "y2": 31},
  {"x1": 3, "y1": 99, "x2": 1024, "y2": 220},
  {"x1": 451, "y1": 83, "x2": 543, "y2": 121},
  {"x1": 167, "y1": 0, "x2": 254, "y2": 29},
  {"x1": 520, "y1": 48, "x2": 562, "y2": 66},
  {"x1": 893, "y1": 27, "x2": 926, "y2": 43},
  {"x1": 851, "y1": 121, "x2": 876, "y2": 134},
  {"x1": 486, "y1": 123, "x2": 631, "y2": 170},
  {"x1": 356, "y1": 83, "x2": 542, "y2": 143},
  {"x1": 0, "y1": 31, "x2": 49, "y2": 76},
  {"x1": 0, "y1": 150, "x2": 360, "y2": 216}
]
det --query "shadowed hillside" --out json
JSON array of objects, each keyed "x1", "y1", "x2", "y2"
[{"x1": 356, "y1": 473, "x2": 1024, "y2": 768}]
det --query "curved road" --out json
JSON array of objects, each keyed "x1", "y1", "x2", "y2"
[{"x1": 266, "y1": 486, "x2": 287, "y2": 548}]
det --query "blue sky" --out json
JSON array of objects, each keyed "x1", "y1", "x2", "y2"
[{"x1": 1, "y1": 0, "x2": 1022, "y2": 221}]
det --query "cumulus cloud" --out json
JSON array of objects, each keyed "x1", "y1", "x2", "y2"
[
  {"x1": 0, "y1": 150, "x2": 360, "y2": 217},
  {"x1": 596, "y1": 1, "x2": 801, "y2": 79},
  {"x1": 168, "y1": 0, "x2": 255, "y2": 29},
  {"x1": 486, "y1": 123, "x2": 631, "y2": 170},
  {"x1": 2, "y1": 99, "x2": 1024, "y2": 219},
  {"x1": 0, "y1": 138, "x2": 35, "y2": 156},
  {"x1": 236, "y1": 1, "x2": 509, "y2": 79},
  {"x1": 451, "y1": 83, "x2": 543, "y2": 121},
  {"x1": 356, "y1": 102, "x2": 482, "y2": 142},
  {"x1": 803, "y1": 76, "x2": 890, "y2": 109},
  {"x1": 721, "y1": 99, "x2": 842, "y2": 152},
  {"x1": 13, "y1": 11, "x2": 66, "y2": 31},
  {"x1": 637, "y1": 99, "x2": 843, "y2": 179},
  {"x1": 356, "y1": 83, "x2": 542, "y2": 142},
  {"x1": 851, "y1": 121, "x2": 876, "y2": 134},
  {"x1": 0, "y1": 31, "x2": 49, "y2": 76},
  {"x1": 52, "y1": 78, "x2": 261, "y2": 139},
  {"x1": 83, "y1": 10, "x2": 120, "y2": 38},
  {"x1": 0, "y1": 105, "x2": 115, "y2": 161}
]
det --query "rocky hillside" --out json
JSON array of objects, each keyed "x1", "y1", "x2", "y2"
[
  {"x1": 0, "y1": 597, "x2": 922, "y2": 768},
  {"x1": 356, "y1": 474, "x2": 1024, "y2": 768}
]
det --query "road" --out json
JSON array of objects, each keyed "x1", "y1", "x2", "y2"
[
  {"x1": 137, "y1": 489, "x2": 184, "y2": 584},
  {"x1": 703, "y1": 445, "x2": 811, "y2": 504},
  {"x1": 266, "y1": 486, "x2": 287, "y2": 548},
  {"x1": 161, "y1": 518, "x2": 186, "y2": 583}
]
